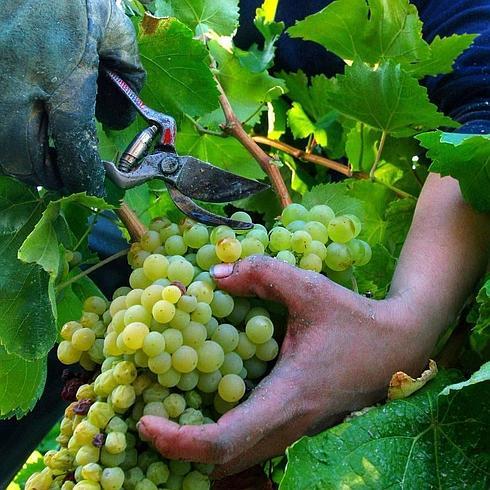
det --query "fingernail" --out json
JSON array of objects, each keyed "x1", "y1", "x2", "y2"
[{"x1": 210, "y1": 263, "x2": 234, "y2": 278}]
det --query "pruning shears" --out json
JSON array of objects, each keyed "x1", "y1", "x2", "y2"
[{"x1": 103, "y1": 70, "x2": 268, "y2": 230}]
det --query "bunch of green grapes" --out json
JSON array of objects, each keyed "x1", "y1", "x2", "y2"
[{"x1": 31, "y1": 206, "x2": 371, "y2": 490}]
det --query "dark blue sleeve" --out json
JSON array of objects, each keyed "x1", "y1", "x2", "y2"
[
  {"x1": 236, "y1": 0, "x2": 490, "y2": 134},
  {"x1": 413, "y1": 0, "x2": 490, "y2": 134}
]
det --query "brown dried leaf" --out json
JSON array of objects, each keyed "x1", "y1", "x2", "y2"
[{"x1": 388, "y1": 359, "x2": 438, "y2": 400}]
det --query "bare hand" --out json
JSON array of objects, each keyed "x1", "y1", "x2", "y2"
[{"x1": 138, "y1": 256, "x2": 431, "y2": 477}]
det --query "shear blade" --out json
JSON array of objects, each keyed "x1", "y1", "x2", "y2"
[
  {"x1": 167, "y1": 185, "x2": 253, "y2": 230},
  {"x1": 173, "y1": 156, "x2": 268, "y2": 203}
]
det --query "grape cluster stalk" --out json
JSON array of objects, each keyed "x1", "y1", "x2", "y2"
[{"x1": 27, "y1": 204, "x2": 371, "y2": 490}]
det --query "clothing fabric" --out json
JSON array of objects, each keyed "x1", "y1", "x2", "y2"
[{"x1": 235, "y1": 0, "x2": 490, "y2": 134}]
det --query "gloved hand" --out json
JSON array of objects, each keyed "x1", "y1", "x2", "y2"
[{"x1": 0, "y1": 0, "x2": 145, "y2": 196}]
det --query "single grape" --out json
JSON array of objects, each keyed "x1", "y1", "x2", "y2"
[
  {"x1": 146, "y1": 461, "x2": 170, "y2": 486},
  {"x1": 162, "y1": 285, "x2": 182, "y2": 304},
  {"x1": 196, "y1": 370, "x2": 222, "y2": 393},
  {"x1": 183, "y1": 224, "x2": 209, "y2": 249},
  {"x1": 125, "y1": 288, "x2": 143, "y2": 307},
  {"x1": 255, "y1": 338, "x2": 279, "y2": 361},
  {"x1": 215, "y1": 237, "x2": 242, "y2": 262},
  {"x1": 162, "y1": 328, "x2": 184, "y2": 353},
  {"x1": 83, "y1": 296, "x2": 107, "y2": 316},
  {"x1": 193, "y1": 271, "x2": 216, "y2": 289},
  {"x1": 124, "y1": 305, "x2": 151, "y2": 326},
  {"x1": 244, "y1": 356, "x2": 268, "y2": 379},
  {"x1": 140, "y1": 231, "x2": 161, "y2": 252},
  {"x1": 109, "y1": 296, "x2": 127, "y2": 316},
  {"x1": 325, "y1": 242, "x2": 353, "y2": 271},
  {"x1": 213, "y1": 394, "x2": 237, "y2": 415},
  {"x1": 299, "y1": 253, "x2": 323, "y2": 272},
  {"x1": 210, "y1": 225, "x2": 235, "y2": 245},
  {"x1": 57, "y1": 340, "x2": 82, "y2": 364},
  {"x1": 159, "y1": 223, "x2": 180, "y2": 242},
  {"x1": 347, "y1": 238, "x2": 372, "y2": 266},
  {"x1": 142, "y1": 331, "x2": 166, "y2": 357},
  {"x1": 186, "y1": 281, "x2": 214, "y2": 304},
  {"x1": 163, "y1": 393, "x2": 186, "y2": 418},
  {"x1": 179, "y1": 408, "x2": 204, "y2": 426},
  {"x1": 275, "y1": 250, "x2": 296, "y2": 265},
  {"x1": 168, "y1": 309, "x2": 191, "y2": 330},
  {"x1": 344, "y1": 214, "x2": 362, "y2": 237},
  {"x1": 111, "y1": 385, "x2": 136, "y2": 412},
  {"x1": 291, "y1": 230, "x2": 312, "y2": 254},
  {"x1": 191, "y1": 302, "x2": 213, "y2": 324},
  {"x1": 240, "y1": 237, "x2": 265, "y2": 257},
  {"x1": 172, "y1": 346, "x2": 198, "y2": 373},
  {"x1": 327, "y1": 216, "x2": 356, "y2": 243},
  {"x1": 157, "y1": 367, "x2": 181, "y2": 387},
  {"x1": 148, "y1": 351, "x2": 172, "y2": 374},
  {"x1": 196, "y1": 244, "x2": 220, "y2": 270},
  {"x1": 121, "y1": 322, "x2": 149, "y2": 350},
  {"x1": 246, "y1": 228, "x2": 269, "y2": 247},
  {"x1": 129, "y1": 268, "x2": 152, "y2": 289},
  {"x1": 167, "y1": 258, "x2": 195, "y2": 286},
  {"x1": 165, "y1": 235, "x2": 188, "y2": 256},
  {"x1": 152, "y1": 300, "x2": 176, "y2": 324},
  {"x1": 220, "y1": 352, "x2": 244, "y2": 375},
  {"x1": 308, "y1": 204, "x2": 335, "y2": 227},
  {"x1": 210, "y1": 291, "x2": 234, "y2": 318},
  {"x1": 304, "y1": 221, "x2": 329, "y2": 243},
  {"x1": 218, "y1": 374, "x2": 246, "y2": 402},
  {"x1": 177, "y1": 294, "x2": 198, "y2": 313},
  {"x1": 104, "y1": 432, "x2": 127, "y2": 454},
  {"x1": 71, "y1": 328, "x2": 96, "y2": 351},
  {"x1": 235, "y1": 332, "x2": 256, "y2": 360},
  {"x1": 197, "y1": 341, "x2": 225, "y2": 372},
  {"x1": 182, "y1": 471, "x2": 210, "y2": 490},
  {"x1": 211, "y1": 324, "x2": 239, "y2": 352},
  {"x1": 281, "y1": 203, "x2": 309, "y2": 226},
  {"x1": 113, "y1": 360, "x2": 137, "y2": 384},
  {"x1": 182, "y1": 322, "x2": 207, "y2": 348},
  {"x1": 177, "y1": 370, "x2": 200, "y2": 391},
  {"x1": 245, "y1": 315, "x2": 274, "y2": 344},
  {"x1": 305, "y1": 240, "x2": 327, "y2": 260},
  {"x1": 268, "y1": 227, "x2": 291, "y2": 252}
]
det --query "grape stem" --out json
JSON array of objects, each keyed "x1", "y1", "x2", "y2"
[
  {"x1": 215, "y1": 78, "x2": 292, "y2": 208},
  {"x1": 116, "y1": 203, "x2": 147, "y2": 242},
  {"x1": 252, "y1": 136, "x2": 352, "y2": 176},
  {"x1": 56, "y1": 248, "x2": 129, "y2": 293},
  {"x1": 253, "y1": 135, "x2": 416, "y2": 200}
]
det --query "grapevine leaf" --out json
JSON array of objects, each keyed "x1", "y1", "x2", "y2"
[
  {"x1": 235, "y1": 2, "x2": 284, "y2": 73},
  {"x1": 287, "y1": 103, "x2": 327, "y2": 147},
  {"x1": 384, "y1": 198, "x2": 416, "y2": 256},
  {"x1": 345, "y1": 122, "x2": 380, "y2": 172},
  {"x1": 176, "y1": 120, "x2": 266, "y2": 180},
  {"x1": 301, "y1": 183, "x2": 365, "y2": 217},
  {"x1": 0, "y1": 346, "x2": 47, "y2": 419},
  {"x1": 281, "y1": 371, "x2": 490, "y2": 489},
  {"x1": 124, "y1": 184, "x2": 152, "y2": 226},
  {"x1": 355, "y1": 243, "x2": 396, "y2": 299},
  {"x1": 137, "y1": 16, "x2": 219, "y2": 119},
  {"x1": 154, "y1": 0, "x2": 239, "y2": 36},
  {"x1": 287, "y1": 0, "x2": 429, "y2": 66},
  {"x1": 201, "y1": 40, "x2": 286, "y2": 127},
  {"x1": 18, "y1": 193, "x2": 112, "y2": 278},
  {"x1": 0, "y1": 177, "x2": 55, "y2": 360},
  {"x1": 408, "y1": 34, "x2": 477, "y2": 78},
  {"x1": 326, "y1": 61, "x2": 457, "y2": 137},
  {"x1": 417, "y1": 131, "x2": 490, "y2": 212},
  {"x1": 440, "y1": 362, "x2": 490, "y2": 396}
]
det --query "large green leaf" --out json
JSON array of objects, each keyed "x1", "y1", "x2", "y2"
[
  {"x1": 176, "y1": 120, "x2": 265, "y2": 180},
  {"x1": 137, "y1": 16, "x2": 219, "y2": 119},
  {"x1": 281, "y1": 371, "x2": 490, "y2": 489},
  {"x1": 202, "y1": 40, "x2": 286, "y2": 127},
  {"x1": 0, "y1": 346, "x2": 47, "y2": 419},
  {"x1": 417, "y1": 131, "x2": 490, "y2": 212},
  {"x1": 287, "y1": 0, "x2": 429, "y2": 66},
  {"x1": 154, "y1": 0, "x2": 239, "y2": 36},
  {"x1": 235, "y1": 1, "x2": 284, "y2": 73},
  {"x1": 384, "y1": 198, "x2": 416, "y2": 256},
  {"x1": 468, "y1": 278, "x2": 490, "y2": 354},
  {"x1": 326, "y1": 61, "x2": 457, "y2": 137},
  {"x1": 0, "y1": 177, "x2": 55, "y2": 360},
  {"x1": 18, "y1": 193, "x2": 111, "y2": 277}
]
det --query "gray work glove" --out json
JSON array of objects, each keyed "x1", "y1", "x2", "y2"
[{"x1": 0, "y1": 0, "x2": 146, "y2": 196}]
